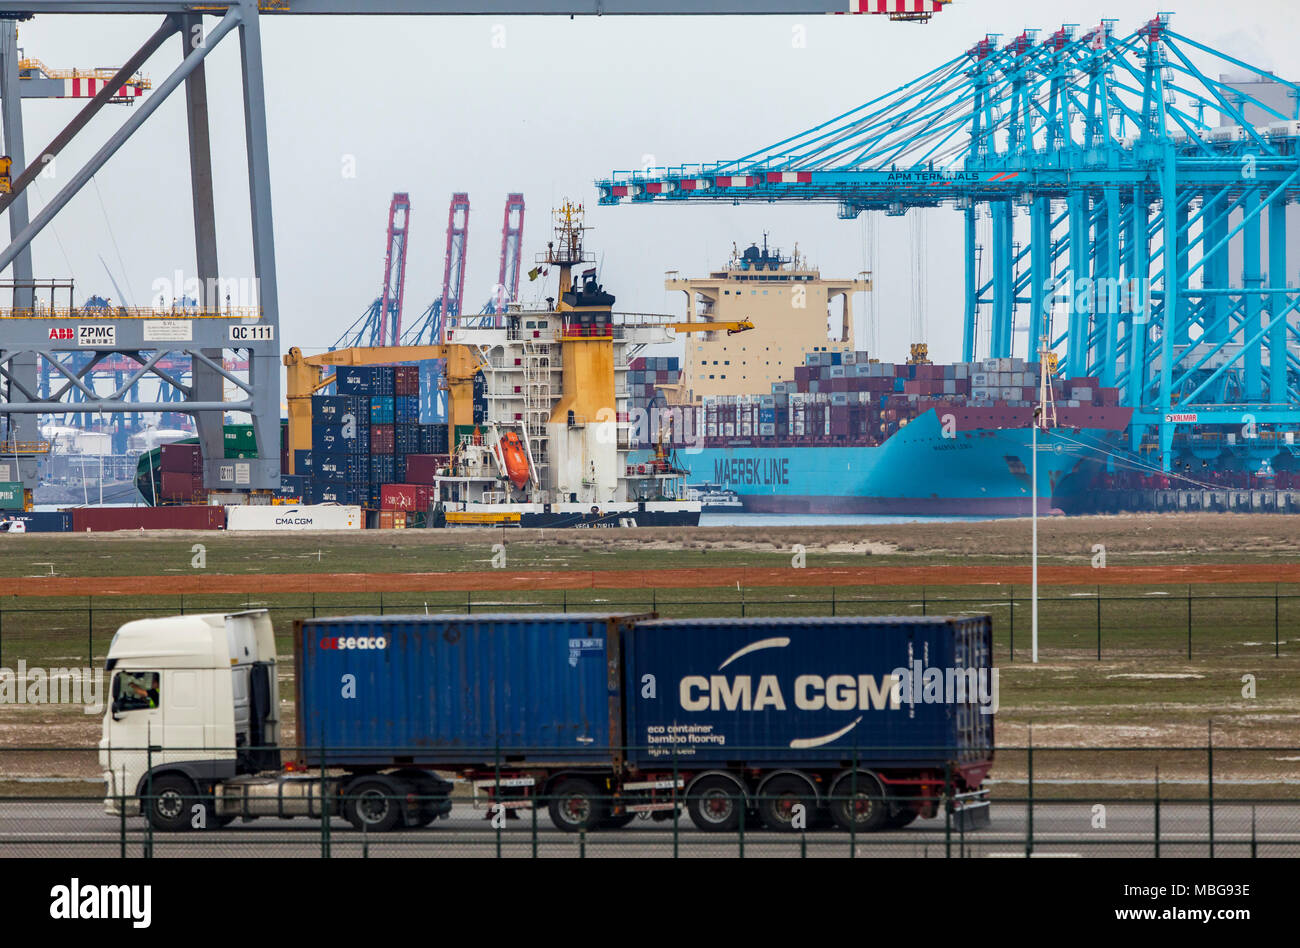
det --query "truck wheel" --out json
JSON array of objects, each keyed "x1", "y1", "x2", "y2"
[
  {"x1": 686, "y1": 776, "x2": 744, "y2": 832},
  {"x1": 547, "y1": 778, "x2": 607, "y2": 832},
  {"x1": 827, "y1": 772, "x2": 888, "y2": 832},
  {"x1": 343, "y1": 778, "x2": 402, "y2": 832},
  {"x1": 144, "y1": 775, "x2": 197, "y2": 832},
  {"x1": 757, "y1": 775, "x2": 818, "y2": 833}
]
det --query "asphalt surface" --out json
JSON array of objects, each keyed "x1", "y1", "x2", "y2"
[{"x1": 2, "y1": 800, "x2": 1296, "y2": 857}]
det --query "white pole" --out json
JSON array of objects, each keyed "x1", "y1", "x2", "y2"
[{"x1": 1032, "y1": 404, "x2": 1039, "y2": 664}]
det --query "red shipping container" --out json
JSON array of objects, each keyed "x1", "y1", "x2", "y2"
[
  {"x1": 404, "y1": 454, "x2": 446, "y2": 484},
  {"x1": 72, "y1": 505, "x2": 225, "y2": 532},
  {"x1": 394, "y1": 365, "x2": 420, "y2": 396},
  {"x1": 160, "y1": 443, "x2": 201, "y2": 474},
  {"x1": 380, "y1": 483, "x2": 425, "y2": 511},
  {"x1": 370, "y1": 424, "x2": 395, "y2": 454},
  {"x1": 160, "y1": 471, "x2": 197, "y2": 501}
]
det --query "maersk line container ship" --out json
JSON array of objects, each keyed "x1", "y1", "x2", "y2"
[{"x1": 640, "y1": 352, "x2": 1131, "y2": 515}]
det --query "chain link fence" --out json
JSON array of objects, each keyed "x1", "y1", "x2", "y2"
[
  {"x1": 1, "y1": 583, "x2": 1297, "y2": 669},
  {"x1": 2, "y1": 745, "x2": 1296, "y2": 858}
]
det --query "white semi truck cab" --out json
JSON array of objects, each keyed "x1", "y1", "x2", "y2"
[{"x1": 99, "y1": 609, "x2": 451, "y2": 832}]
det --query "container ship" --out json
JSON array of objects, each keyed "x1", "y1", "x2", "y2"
[
  {"x1": 629, "y1": 239, "x2": 1131, "y2": 515},
  {"x1": 642, "y1": 352, "x2": 1130, "y2": 515},
  {"x1": 282, "y1": 202, "x2": 703, "y2": 528}
]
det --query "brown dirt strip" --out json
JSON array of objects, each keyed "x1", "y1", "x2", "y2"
[{"x1": 3, "y1": 563, "x2": 1299, "y2": 598}]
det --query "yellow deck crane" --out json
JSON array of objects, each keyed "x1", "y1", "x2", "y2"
[
  {"x1": 283, "y1": 345, "x2": 482, "y2": 474},
  {"x1": 665, "y1": 319, "x2": 754, "y2": 336}
]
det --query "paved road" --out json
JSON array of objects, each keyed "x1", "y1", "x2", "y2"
[{"x1": 2, "y1": 800, "x2": 1295, "y2": 857}]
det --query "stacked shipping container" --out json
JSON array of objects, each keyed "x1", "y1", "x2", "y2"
[
  {"x1": 639, "y1": 351, "x2": 1122, "y2": 450},
  {"x1": 300, "y1": 365, "x2": 451, "y2": 522}
]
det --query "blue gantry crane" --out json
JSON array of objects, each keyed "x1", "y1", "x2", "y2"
[{"x1": 598, "y1": 14, "x2": 1300, "y2": 475}]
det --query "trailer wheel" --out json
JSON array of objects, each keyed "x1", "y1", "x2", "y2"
[
  {"x1": 827, "y1": 771, "x2": 888, "y2": 832},
  {"x1": 143, "y1": 775, "x2": 198, "y2": 832},
  {"x1": 686, "y1": 776, "x2": 744, "y2": 832},
  {"x1": 757, "y1": 775, "x2": 818, "y2": 833},
  {"x1": 547, "y1": 778, "x2": 607, "y2": 832},
  {"x1": 343, "y1": 778, "x2": 403, "y2": 832}
]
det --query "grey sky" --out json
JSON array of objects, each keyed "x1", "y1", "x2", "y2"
[{"x1": 8, "y1": 0, "x2": 1290, "y2": 370}]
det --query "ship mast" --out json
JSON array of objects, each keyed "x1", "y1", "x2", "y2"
[{"x1": 1036, "y1": 334, "x2": 1057, "y2": 429}]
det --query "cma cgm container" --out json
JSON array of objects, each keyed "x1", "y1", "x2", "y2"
[{"x1": 623, "y1": 616, "x2": 993, "y2": 770}]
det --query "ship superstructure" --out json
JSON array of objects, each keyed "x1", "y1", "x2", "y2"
[
  {"x1": 666, "y1": 238, "x2": 870, "y2": 402},
  {"x1": 435, "y1": 202, "x2": 706, "y2": 526}
]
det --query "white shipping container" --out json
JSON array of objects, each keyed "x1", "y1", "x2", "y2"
[
  {"x1": 227, "y1": 504, "x2": 362, "y2": 532},
  {"x1": 1072, "y1": 387, "x2": 1094, "y2": 401},
  {"x1": 981, "y1": 358, "x2": 999, "y2": 372},
  {"x1": 971, "y1": 373, "x2": 989, "y2": 386},
  {"x1": 1001, "y1": 387, "x2": 1019, "y2": 400},
  {"x1": 971, "y1": 387, "x2": 991, "y2": 400}
]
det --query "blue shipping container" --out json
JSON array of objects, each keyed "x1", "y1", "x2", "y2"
[
  {"x1": 621, "y1": 616, "x2": 994, "y2": 769},
  {"x1": 0, "y1": 510, "x2": 71, "y2": 532},
  {"x1": 312, "y1": 424, "x2": 347, "y2": 452},
  {"x1": 369, "y1": 454, "x2": 395, "y2": 483},
  {"x1": 395, "y1": 395, "x2": 420, "y2": 424},
  {"x1": 337, "y1": 366, "x2": 396, "y2": 397},
  {"x1": 312, "y1": 394, "x2": 354, "y2": 421},
  {"x1": 293, "y1": 449, "x2": 313, "y2": 473},
  {"x1": 311, "y1": 483, "x2": 357, "y2": 505},
  {"x1": 369, "y1": 396, "x2": 395, "y2": 424},
  {"x1": 296, "y1": 613, "x2": 645, "y2": 766}
]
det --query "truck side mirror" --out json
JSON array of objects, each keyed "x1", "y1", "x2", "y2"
[{"x1": 111, "y1": 697, "x2": 124, "y2": 720}]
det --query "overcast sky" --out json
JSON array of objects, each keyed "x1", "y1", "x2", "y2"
[{"x1": 6, "y1": 0, "x2": 1290, "y2": 368}]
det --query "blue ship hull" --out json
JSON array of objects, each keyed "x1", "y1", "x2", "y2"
[{"x1": 669, "y1": 410, "x2": 1115, "y2": 515}]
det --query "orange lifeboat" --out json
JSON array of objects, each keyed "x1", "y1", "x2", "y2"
[{"x1": 500, "y1": 430, "x2": 531, "y2": 490}]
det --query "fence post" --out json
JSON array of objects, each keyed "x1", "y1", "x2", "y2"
[
  {"x1": 320, "y1": 733, "x2": 331, "y2": 859},
  {"x1": 1187, "y1": 584, "x2": 1193, "y2": 660},
  {"x1": 672, "y1": 746, "x2": 680, "y2": 859},
  {"x1": 531, "y1": 795, "x2": 538, "y2": 858},
  {"x1": 1207, "y1": 727, "x2": 1214, "y2": 858},
  {"x1": 831, "y1": 587, "x2": 837, "y2": 617},
  {"x1": 741, "y1": 586, "x2": 746, "y2": 618},
  {"x1": 379, "y1": 592, "x2": 385, "y2": 616},
  {"x1": 87, "y1": 596, "x2": 93, "y2": 668},
  {"x1": 563, "y1": 589, "x2": 568, "y2": 614},
  {"x1": 1275, "y1": 584, "x2": 1280, "y2": 658},
  {"x1": 922, "y1": 586, "x2": 927, "y2": 616},
  {"x1": 652, "y1": 587, "x2": 657, "y2": 613},
  {"x1": 943, "y1": 761, "x2": 952, "y2": 859},
  {"x1": 1153, "y1": 765, "x2": 1160, "y2": 858},
  {"x1": 494, "y1": 743, "x2": 502, "y2": 859},
  {"x1": 179, "y1": 594, "x2": 185, "y2": 616},
  {"x1": 1008, "y1": 585, "x2": 1014, "y2": 663},
  {"x1": 1025, "y1": 742, "x2": 1034, "y2": 858},
  {"x1": 1096, "y1": 586, "x2": 1101, "y2": 660},
  {"x1": 1250, "y1": 805, "x2": 1257, "y2": 858},
  {"x1": 738, "y1": 789, "x2": 745, "y2": 859},
  {"x1": 144, "y1": 741, "x2": 154, "y2": 859},
  {"x1": 312, "y1": 593, "x2": 317, "y2": 619},
  {"x1": 467, "y1": 590, "x2": 472, "y2": 614},
  {"x1": 119, "y1": 774, "x2": 127, "y2": 858},
  {"x1": 1, "y1": 599, "x2": 5, "y2": 667}
]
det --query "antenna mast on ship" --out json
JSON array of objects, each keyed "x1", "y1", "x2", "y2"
[{"x1": 1037, "y1": 334, "x2": 1057, "y2": 429}]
